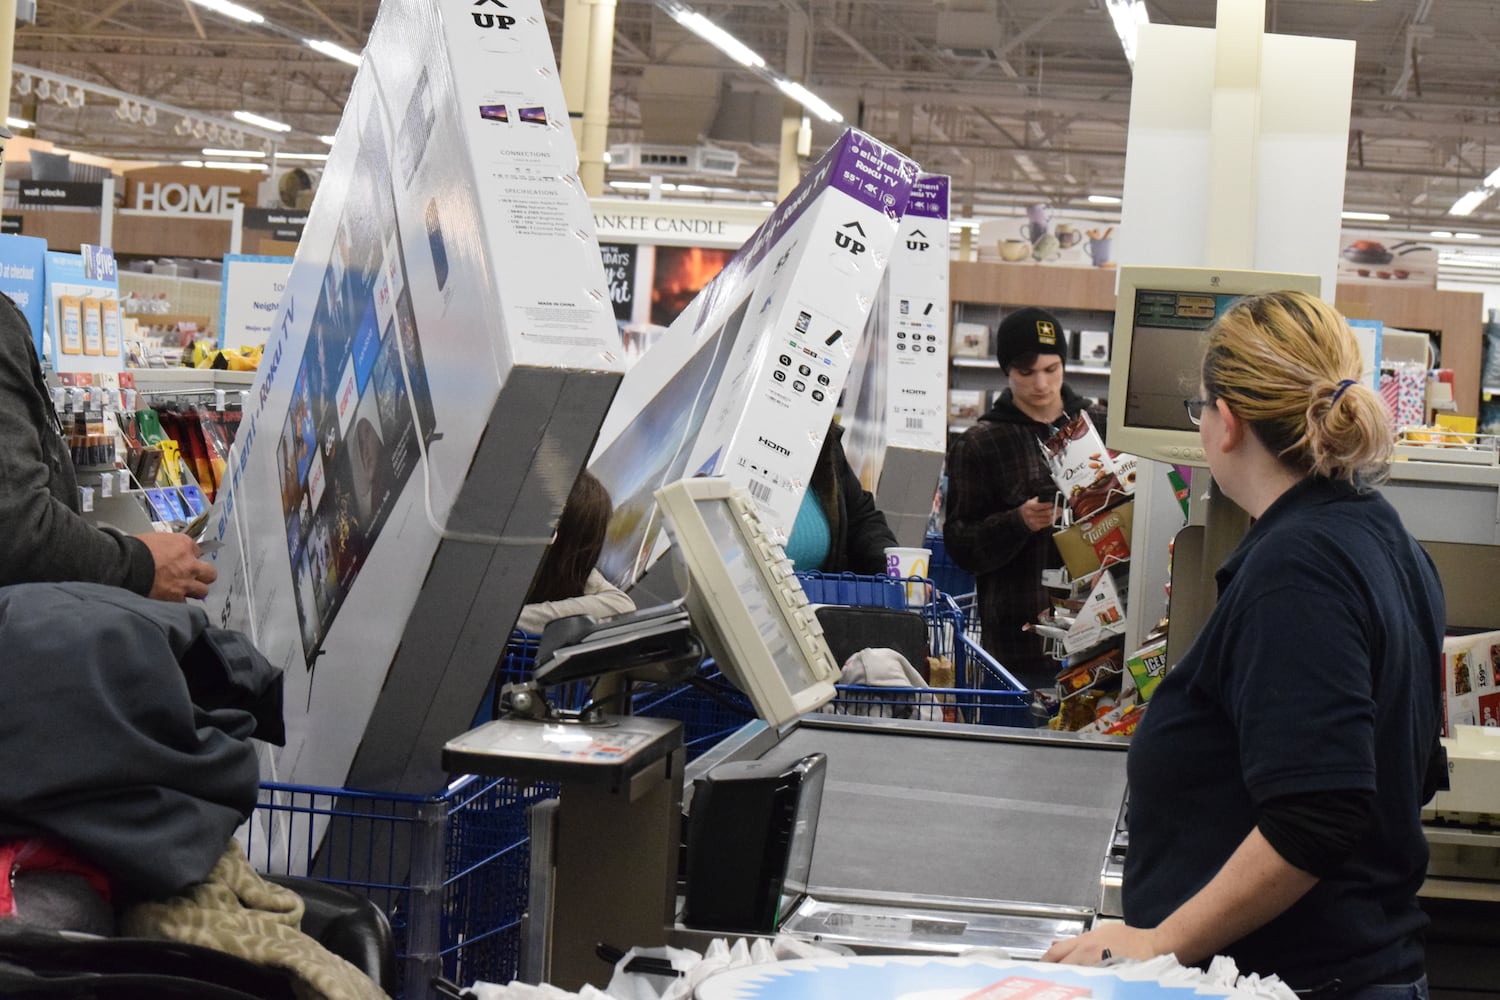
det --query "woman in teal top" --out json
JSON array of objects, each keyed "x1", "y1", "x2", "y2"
[{"x1": 785, "y1": 422, "x2": 897, "y2": 574}]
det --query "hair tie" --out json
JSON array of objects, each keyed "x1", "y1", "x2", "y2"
[{"x1": 1329, "y1": 378, "x2": 1356, "y2": 404}]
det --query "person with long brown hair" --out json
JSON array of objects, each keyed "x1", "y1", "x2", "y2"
[
  {"x1": 1045, "y1": 291, "x2": 1444, "y2": 1000},
  {"x1": 516, "y1": 468, "x2": 634, "y2": 633}
]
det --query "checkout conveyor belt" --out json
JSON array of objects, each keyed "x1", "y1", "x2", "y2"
[{"x1": 691, "y1": 716, "x2": 1130, "y2": 915}]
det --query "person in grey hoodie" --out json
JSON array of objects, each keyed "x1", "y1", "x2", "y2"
[{"x1": 0, "y1": 290, "x2": 214, "y2": 600}]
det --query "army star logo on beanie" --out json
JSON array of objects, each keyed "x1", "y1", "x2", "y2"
[{"x1": 995, "y1": 306, "x2": 1067, "y2": 371}]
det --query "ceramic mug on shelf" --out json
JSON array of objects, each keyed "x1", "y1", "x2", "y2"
[
  {"x1": 998, "y1": 239, "x2": 1032, "y2": 262},
  {"x1": 1020, "y1": 203, "x2": 1052, "y2": 242}
]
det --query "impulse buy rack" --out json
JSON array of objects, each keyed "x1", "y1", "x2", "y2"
[
  {"x1": 52, "y1": 367, "x2": 252, "y2": 532},
  {"x1": 1381, "y1": 436, "x2": 1500, "y2": 901}
]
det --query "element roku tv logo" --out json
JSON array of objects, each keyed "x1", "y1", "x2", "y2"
[
  {"x1": 834, "y1": 220, "x2": 867, "y2": 255},
  {"x1": 472, "y1": 0, "x2": 515, "y2": 30}
]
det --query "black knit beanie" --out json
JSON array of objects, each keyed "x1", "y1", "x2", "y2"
[{"x1": 995, "y1": 307, "x2": 1067, "y2": 372}]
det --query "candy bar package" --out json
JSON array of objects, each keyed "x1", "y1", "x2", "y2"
[
  {"x1": 1441, "y1": 630, "x2": 1500, "y2": 736},
  {"x1": 1039, "y1": 410, "x2": 1125, "y2": 519}
]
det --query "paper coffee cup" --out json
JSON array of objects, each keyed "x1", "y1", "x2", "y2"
[{"x1": 884, "y1": 546, "x2": 932, "y2": 606}]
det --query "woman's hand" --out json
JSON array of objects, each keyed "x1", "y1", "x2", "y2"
[{"x1": 1041, "y1": 924, "x2": 1162, "y2": 965}]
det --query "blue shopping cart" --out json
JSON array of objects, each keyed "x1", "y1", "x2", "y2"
[{"x1": 248, "y1": 774, "x2": 550, "y2": 998}]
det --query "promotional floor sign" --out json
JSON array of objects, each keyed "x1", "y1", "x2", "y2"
[
  {"x1": 43, "y1": 249, "x2": 123, "y2": 376},
  {"x1": 219, "y1": 254, "x2": 293, "y2": 350},
  {"x1": 202, "y1": 0, "x2": 622, "y2": 797},
  {"x1": 0, "y1": 234, "x2": 48, "y2": 356},
  {"x1": 589, "y1": 129, "x2": 919, "y2": 589},
  {"x1": 840, "y1": 174, "x2": 951, "y2": 545}
]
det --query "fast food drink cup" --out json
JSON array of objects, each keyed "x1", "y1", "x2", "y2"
[{"x1": 885, "y1": 546, "x2": 932, "y2": 606}]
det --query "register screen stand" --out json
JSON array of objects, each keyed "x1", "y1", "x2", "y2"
[{"x1": 444, "y1": 715, "x2": 685, "y2": 992}]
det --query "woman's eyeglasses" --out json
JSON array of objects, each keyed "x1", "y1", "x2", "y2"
[{"x1": 1183, "y1": 397, "x2": 1211, "y2": 426}]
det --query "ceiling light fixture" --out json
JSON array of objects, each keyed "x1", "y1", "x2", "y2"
[
  {"x1": 319, "y1": 135, "x2": 336, "y2": 145},
  {"x1": 304, "y1": 38, "x2": 363, "y2": 67},
  {"x1": 1087, "y1": 194, "x2": 1123, "y2": 205},
  {"x1": 1105, "y1": 0, "x2": 1150, "y2": 70},
  {"x1": 203, "y1": 160, "x2": 270, "y2": 171},
  {"x1": 1341, "y1": 210, "x2": 1391, "y2": 221},
  {"x1": 665, "y1": 7, "x2": 765, "y2": 68},
  {"x1": 187, "y1": 0, "x2": 265, "y2": 25},
  {"x1": 5, "y1": 116, "x2": 32, "y2": 130},
  {"x1": 775, "y1": 79, "x2": 842, "y2": 123},
  {"x1": 1430, "y1": 231, "x2": 1454, "y2": 238},
  {"x1": 1449, "y1": 189, "x2": 1490, "y2": 217},
  {"x1": 653, "y1": 0, "x2": 841, "y2": 123},
  {"x1": 1454, "y1": 232, "x2": 1483, "y2": 239},
  {"x1": 203, "y1": 147, "x2": 264, "y2": 157},
  {"x1": 233, "y1": 110, "x2": 291, "y2": 132},
  {"x1": 180, "y1": 160, "x2": 205, "y2": 168},
  {"x1": 277, "y1": 152, "x2": 330, "y2": 161}
]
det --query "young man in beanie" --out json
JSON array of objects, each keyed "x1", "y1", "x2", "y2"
[{"x1": 943, "y1": 307, "x2": 1106, "y2": 712}]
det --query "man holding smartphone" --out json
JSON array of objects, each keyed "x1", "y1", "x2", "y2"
[
  {"x1": 0, "y1": 128, "x2": 215, "y2": 602},
  {"x1": 943, "y1": 307, "x2": 1107, "y2": 708}
]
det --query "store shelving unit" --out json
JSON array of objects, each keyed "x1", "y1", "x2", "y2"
[{"x1": 947, "y1": 263, "x2": 1119, "y2": 434}]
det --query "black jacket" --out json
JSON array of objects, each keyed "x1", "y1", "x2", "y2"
[
  {"x1": 943, "y1": 384, "x2": 1102, "y2": 690},
  {"x1": 808, "y1": 423, "x2": 897, "y2": 575},
  {"x1": 0, "y1": 582, "x2": 282, "y2": 901},
  {"x1": 0, "y1": 293, "x2": 154, "y2": 593}
]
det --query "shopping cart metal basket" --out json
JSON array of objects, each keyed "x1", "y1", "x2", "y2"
[
  {"x1": 797, "y1": 570, "x2": 1032, "y2": 727},
  {"x1": 248, "y1": 774, "x2": 552, "y2": 999}
]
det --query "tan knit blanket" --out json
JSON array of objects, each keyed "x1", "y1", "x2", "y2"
[{"x1": 122, "y1": 843, "x2": 389, "y2": 1000}]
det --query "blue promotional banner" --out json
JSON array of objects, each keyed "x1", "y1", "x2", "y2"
[
  {"x1": 697, "y1": 955, "x2": 1242, "y2": 1000},
  {"x1": 0, "y1": 234, "x2": 49, "y2": 356}
]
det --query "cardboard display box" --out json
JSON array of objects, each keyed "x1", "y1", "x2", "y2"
[
  {"x1": 202, "y1": 0, "x2": 622, "y2": 795},
  {"x1": 841, "y1": 174, "x2": 952, "y2": 548},
  {"x1": 1441, "y1": 630, "x2": 1500, "y2": 736},
  {"x1": 590, "y1": 129, "x2": 919, "y2": 588},
  {"x1": 1053, "y1": 500, "x2": 1134, "y2": 580}
]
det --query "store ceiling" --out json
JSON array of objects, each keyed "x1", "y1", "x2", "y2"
[{"x1": 11, "y1": 0, "x2": 1500, "y2": 233}]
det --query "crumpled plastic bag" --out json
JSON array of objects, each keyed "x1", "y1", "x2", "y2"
[{"x1": 469, "y1": 934, "x2": 850, "y2": 1000}]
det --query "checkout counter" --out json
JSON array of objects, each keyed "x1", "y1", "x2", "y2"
[
  {"x1": 447, "y1": 450, "x2": 1500, "y2": 996},
  {"x1": 1382, "y1": 450, "x2": 1500, "y2": 998}
]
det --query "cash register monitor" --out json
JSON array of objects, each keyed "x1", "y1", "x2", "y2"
[
  {"x1": 1106, "y1": 265, "x2": 1322, "y2": 468},
  {"x1": 654, "y1": 477, "x2": 840, "y2": 727}
]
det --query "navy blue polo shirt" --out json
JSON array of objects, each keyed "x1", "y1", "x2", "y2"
[{"x1": 1124, "y1": 476, "x2": 1444, "y2": 991}]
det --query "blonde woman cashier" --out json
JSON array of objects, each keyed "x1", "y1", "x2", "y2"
[{"x1": 1045, "y1": 291, "x2": 1444, "y2": 1000}]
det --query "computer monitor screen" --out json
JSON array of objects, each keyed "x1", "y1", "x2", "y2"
[
  {"x1": 1106, "y1": 265, "x2": 1322, "y2": 467},
  {"x1": 654, "y1": 477, "x2": 840, "y2": 727}
]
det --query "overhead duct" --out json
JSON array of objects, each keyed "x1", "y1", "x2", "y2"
[
  {"x1": 937, "y1": 4, "x2": 1002, "y2": 61},
  {"x1": 637, "y1": 63, "x2": 724, "y2": 145},
  {"x1": 706, "y1": 86, "x2": 783, "y2": 146}
]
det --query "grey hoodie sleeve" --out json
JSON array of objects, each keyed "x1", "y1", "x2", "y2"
[{"x1": 0, "y1": 296, "x2": 155, "y2": 594}]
